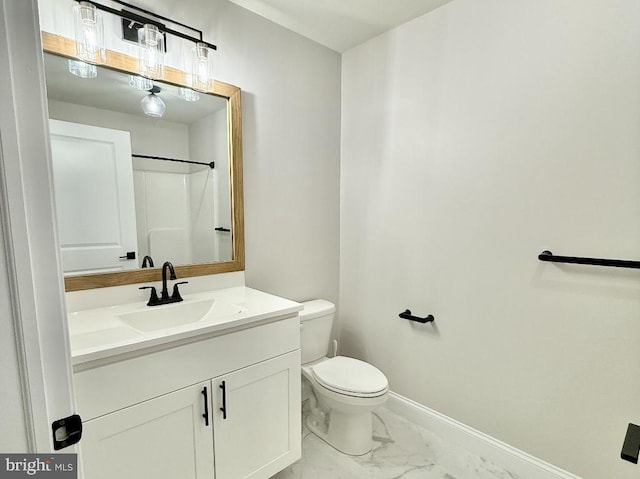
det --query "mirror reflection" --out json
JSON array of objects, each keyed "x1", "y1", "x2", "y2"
[{"x1": 43, "y1": 53, "x2": 232, "y2": 276}]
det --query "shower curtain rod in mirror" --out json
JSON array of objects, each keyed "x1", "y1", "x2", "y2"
[{"x1": 132, "y1": 153, "x2": 215, "y2": 169}]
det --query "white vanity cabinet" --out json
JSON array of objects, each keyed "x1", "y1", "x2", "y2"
[{"x1": 73, "y1": 314, "x2": 301, "y2": 479}]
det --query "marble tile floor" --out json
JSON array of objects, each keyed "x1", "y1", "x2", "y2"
[{"x1": 272, "y1": 406, "x2": 520, "y2": 479}]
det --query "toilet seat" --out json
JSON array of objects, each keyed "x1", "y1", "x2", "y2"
[{"x1": 311, "y1": 356, "x2": 388, "y2": 398}]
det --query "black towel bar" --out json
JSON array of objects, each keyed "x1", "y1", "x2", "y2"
[
  {"x1": 538, "y1": 250, "x2": 640, "y2": 270},
  {"x1": 399, "y1": 309, "x2": 434, "y2": 324}
]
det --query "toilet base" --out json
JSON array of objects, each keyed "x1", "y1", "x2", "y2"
[
  {"x1": 306, "y1": 408, "x2": 374, "y2": 456},
  {"x1": 301, "y1": 357, "x2": 388, "y2": 456}
]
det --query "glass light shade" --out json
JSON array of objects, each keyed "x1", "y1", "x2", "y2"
[
  {"x1": 138, "y1": 24, "x2": 165, "y2": 80},
  {"x1": 140, "y1": 92, "x2": 166, "y2": 118},
  {"x1": 68, "y1": 60, "x2": 97, "y2": 79},
  {"x1": 191, "y1": 43, "x2": 214, "y2": 92},
  {"x1": 73, "y1": 2, "x2": 105, "y2": 64},
  {"x1": 178, "y1": 87, "x2": 200, "y2": 102},
  {"x1": 129, "y1": 75, "x2": 153, "y2": 91}
]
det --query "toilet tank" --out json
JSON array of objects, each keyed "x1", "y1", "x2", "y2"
[{"x1": 299, "y1": 299, "x2": 336, "y2": 364}]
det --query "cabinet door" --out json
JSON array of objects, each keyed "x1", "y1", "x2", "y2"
[
  {"x1": 213, "y1": 350, "x2": 301, "y2": 479},
  {"x1": 81, "y1": 382, "x2": 214, "y2": 479}
]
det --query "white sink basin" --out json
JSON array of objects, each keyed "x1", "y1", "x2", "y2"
[
  {"x1": 67, "y1": 287, "x2": 304, "y2": 365},
  {"x1": 118, "y1": 299, "x2": 245, "y2": 332}
]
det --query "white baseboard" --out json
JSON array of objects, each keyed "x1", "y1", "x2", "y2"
[{"x1": 386, "y1": 392, "x2": 582, "y2": 479}]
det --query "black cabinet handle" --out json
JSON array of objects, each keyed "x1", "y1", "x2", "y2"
[
  {"x1": 219, "y1": 381, "x2": 227, "y2": 420},
  {"x1": 399, "y1": 309, "x2": 434, "y2": 323},
  {"x1": 119, "y1": 251, "x2": 136, "y2": 260},
  {"x1": 201, "y1": 387, "x2": 209, "y2": 426}
]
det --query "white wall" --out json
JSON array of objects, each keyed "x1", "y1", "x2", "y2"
[
  {"x1": 48, "y1": 100, "x2": 190, "y2": 160},
  {"x1": 340, "y1": 1, "x2": 640, "y2": 478},
  {"x1": 200, "y1": 0, "x2": 341, "y2": 303}
]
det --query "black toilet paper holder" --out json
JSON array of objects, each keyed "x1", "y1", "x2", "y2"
[{"x1": 399, "y1": 309, "x2": 434, "y2": 324}]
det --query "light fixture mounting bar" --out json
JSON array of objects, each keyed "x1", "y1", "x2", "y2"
[
  {"x1": 112, "y1": 0, "x2": 204, "y2": 42},
  {"x1": 120, "y1": 10, "x2": 167, "y2": 50},
  {"x1": 73, "y1": 0, "x2": 217, "y2": 51}
]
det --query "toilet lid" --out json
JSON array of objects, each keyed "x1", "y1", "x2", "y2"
[{"x1": 311, "y1": 356, "x2": 388, "y2": 396}]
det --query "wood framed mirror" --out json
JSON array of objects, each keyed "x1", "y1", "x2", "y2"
[{"x1": 41, "y1": 33, "x2": 244, "y2": 291}]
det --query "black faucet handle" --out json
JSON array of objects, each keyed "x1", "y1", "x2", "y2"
[
  {"x1": 171, "y1": 281, "x2": 188, "y2": 302},
  {"x1": 139, "y1": 286, "x2": 160, "y2": 306}
]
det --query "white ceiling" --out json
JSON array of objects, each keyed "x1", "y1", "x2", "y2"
[{"x1": 227, "y1": 0, "x2": 456, "y2": 52}]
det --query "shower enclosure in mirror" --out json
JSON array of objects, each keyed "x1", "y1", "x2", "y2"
[{"x1": 42, "y1": 33, "x2": 244, "y2": 291}]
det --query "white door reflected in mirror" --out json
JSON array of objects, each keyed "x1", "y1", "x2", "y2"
[{"x1": 50, "y1": 119, "x2": 138, "y2": 276}]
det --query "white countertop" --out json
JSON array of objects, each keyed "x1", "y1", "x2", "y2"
[{"x1": 68, "y1": 286, "x2": 302, "y2": 365}]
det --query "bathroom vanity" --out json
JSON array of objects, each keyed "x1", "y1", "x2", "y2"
[{"x1": 69, "y1": 287, "x2": 302, "y2": 479}]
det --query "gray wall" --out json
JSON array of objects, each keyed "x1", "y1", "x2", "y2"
[{"x1": 340, "y1": 1, "x2": 640, "y2": 478}]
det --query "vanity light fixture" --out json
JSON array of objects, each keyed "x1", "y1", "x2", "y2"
[
  {"x1": 140, "y1": 86, "x2": 166, "y2": 118},
  {"x1": 137, "y1": 24, "x2": 165, "y2": 80},
  {"x1": 129, "y1": 75, "x2": 153, "y2": 91},
  {"x1": 178, "y1": 87, "x2": 200, "y2": 102},
  {"x1": 67, "y1": 59, "x2": 98, "y2": 79},
  {"x1": 72, "y1": 1, "x2": 106, "y2": 64},
  {"x1": 72, "y1": 1, "x2": 217, "y2": 87},
  {"x1": 191, "y1": 42, "x2": 214, "y2": 92}
]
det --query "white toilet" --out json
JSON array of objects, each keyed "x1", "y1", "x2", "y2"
[{"x1": 300, "y1": 299, "x2": 389, "y2": 455}]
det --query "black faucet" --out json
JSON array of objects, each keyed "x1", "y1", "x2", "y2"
[
  {"x1": 139, "y1": 261, "x2": 188, "y2": 306},
  {"x1": 141, "y1": 255, "x2": 154, "y2": 268},
  {"x1": 161, "y1": 261, "x2": 177, "y2": 300}
]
